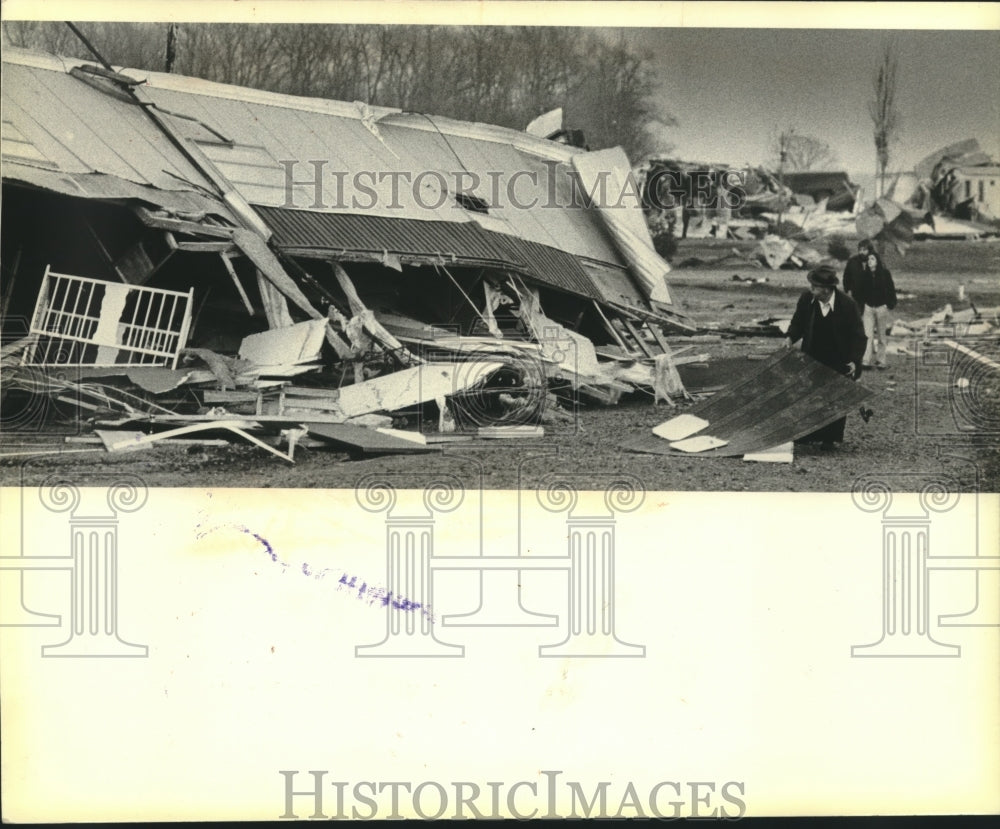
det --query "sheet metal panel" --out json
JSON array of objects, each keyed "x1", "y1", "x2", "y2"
[
  {"x1": 580, "y1": 259, "x2": 646, "y2": 310},
  {"x1": 138, "y1": 71, "x2": 633, "y2": 270},
  {"x1": 2, "y1": 62, "x2": 212, "y2": 193},
  {"x1": 150, "y1": 87, "x2": 472, "y2": 223},
  {"x1": 2, "y1": 164, "x2": 236, "y2": 217},
  {"x1": 622, "y1": 349, "x2": 874, "y2": 458},
  {"x1": 572, "y1": 148, "x2": 672, "y2": 303}
]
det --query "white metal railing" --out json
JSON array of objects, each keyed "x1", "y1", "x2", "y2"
[{"x1": 22, "y1": 266, "x2": 193, "y2": 368}]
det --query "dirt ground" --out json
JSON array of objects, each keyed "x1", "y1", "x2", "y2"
[{"x1": 3, "y1": 239, "x2": 999, "y2": 492}]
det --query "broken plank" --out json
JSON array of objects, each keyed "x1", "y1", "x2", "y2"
[
  {"x1": 55, "y1": 395, "x2": 101, "y2": 411},
  {"x1": 331, "y1": 261, "x2": 367, "y2": 316},
  {"x1": 646, "y1": 322, "x2": 672, "y2": 355},
  {"x1": 306, "y1": 422, "x2": 440, "y2": 455},
  {"x1": 203, "y1": 390, "x2": 262, "y2": 405},
  {"x1": 220, "y1": 253, "x2": 255, "y2": 315},
  {"x1": 278, "y1": 396, "x2": 344, "y2": 412},
  {"x1": 281, "y1": 385, "x2": 344, "y2": 398},
  {"x1": 476, "y1": 425, "x2": 544, "y2": 439},
  {"x1": 255, "y1": 362, "x2": 323, "y2": 377},
  {"x1": 592, "y1": 300, "x2": 630, "y2": 352},
  {"x1": 0, "y1": 447, "x2": 105, "y2": 459},
  {"x1": 98, "y1": 421, "x2": 294, "y2": 462},
  {"x1": 167, "y1": 237, "x2": 237, "y2": 254},
  {"x1": 134, "y1": 207, "x2": 235, "y2": 239},
  {"x1": 623, "y1": 319, "x2": 656, "y2": 358},
  {"x1": 672, "y1": 354, "x2": 709, "y2": 366},
  {"x1": 69, "y1": 434, "x2": 229, "y2": 448},
  {"x1": 101, "y1": 414, "x2": 348, "y2": 425}
]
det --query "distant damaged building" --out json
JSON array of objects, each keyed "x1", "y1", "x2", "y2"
[
  {"x1": 781, "y1": 171, "x2": 858, "y2": 213},
  {"x1": 909, "y1": 138, "x2": 999, "y2": 222}
]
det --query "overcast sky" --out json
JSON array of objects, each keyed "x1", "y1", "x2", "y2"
[{"x1": 627, "y1": 27, "x2": 1000, "y2": 180}]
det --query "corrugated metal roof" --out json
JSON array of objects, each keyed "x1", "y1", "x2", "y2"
[{"x1": 256, "y1": 206, "x2": 603, "y2": 301}]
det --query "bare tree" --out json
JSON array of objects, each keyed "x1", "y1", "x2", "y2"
[
  {"x1": 566, "y1": 34, "x2": 660, "y2": 158},
  {"x1": 868, "y1": 39, "x2": 901, "y2": 199},
  {"x1": 3, "y1": 20, "x2": 85, "y2": 58},
  {"x1": 773, "y1": 129, "x2": 837, "y2": 171}
]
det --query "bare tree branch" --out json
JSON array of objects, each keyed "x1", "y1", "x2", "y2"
[
  {"x1": 773, "y1": 129, "x2": 838, "y2": 171},
  {"x1": 868, "y1": 39, "x2": 902, "y2": 199}
]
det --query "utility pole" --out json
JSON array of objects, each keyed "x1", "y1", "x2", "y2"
[
  {"x1": 777, "y1": 128, "x2": 791, "y2": 232},
  {"x1": 165, "y1": 23, "x2": 177, "y2": 73}
]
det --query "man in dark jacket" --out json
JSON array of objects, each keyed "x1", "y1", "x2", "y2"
[
  {"x1": 784, "y1": 264, "x2": 868, "y2": 447},
  {"x1": 842, "y1": 238, "x2": 874, "y2": 307}
]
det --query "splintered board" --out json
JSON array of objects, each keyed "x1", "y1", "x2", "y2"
[{"x1": 335, "y1": 362, "x2": 504, "y2": 417}]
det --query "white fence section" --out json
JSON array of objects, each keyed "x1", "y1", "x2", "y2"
[{"x1": 23, "y1": 265, "x2": 193, "y2": 367}]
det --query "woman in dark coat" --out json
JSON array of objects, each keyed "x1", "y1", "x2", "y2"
[
  {"x1": 784, "y1": 264, "x2": 868, "y2": 447},
  {"x1": 848, "y1": 251, "x2": 898, "y2": 368}
]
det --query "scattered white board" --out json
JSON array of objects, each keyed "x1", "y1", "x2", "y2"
[
  {"x1": 742, "y1": 442, "x2": 795, "y2": 463},
  {"x1": 653, "y1": 413, "x2": 709, "y2": 441}
]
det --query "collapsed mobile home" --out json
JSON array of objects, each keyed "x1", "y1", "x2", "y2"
[{"x1": 1, "y1": 47, "x2": 697, "y2": 449}]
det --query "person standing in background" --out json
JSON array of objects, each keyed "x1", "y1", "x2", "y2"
[
  {"x1": 844, "y1": 248, "x2": 898, "y2": 369},
  {"x1": 842, "y1": 238, "x2": 873, "y2": 305}
]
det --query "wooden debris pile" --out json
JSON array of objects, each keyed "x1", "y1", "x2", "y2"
[{"x1": 3, "y1": 265, "x2": 700, "y2": 462}]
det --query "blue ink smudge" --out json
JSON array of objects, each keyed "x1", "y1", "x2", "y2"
[{"x1": 195, "y1": 522, "x2": 433, "y2": 621}]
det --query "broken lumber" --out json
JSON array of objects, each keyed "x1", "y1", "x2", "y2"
[
  {"x1": 96, "y1": 421, "x2": 295, "y2": 462},
  {"x1": 742, "y1": 442, "x2": 794, "y2": 463},
  {"x1": 238, "y1": 318, "x2": 327, "y2": 370},
  {"x1": 476, "y1": 425, "x2": 544, "y2": 439},
  {"x1": 68, "y1": 434, "x2": 230, "y2": 448}
]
